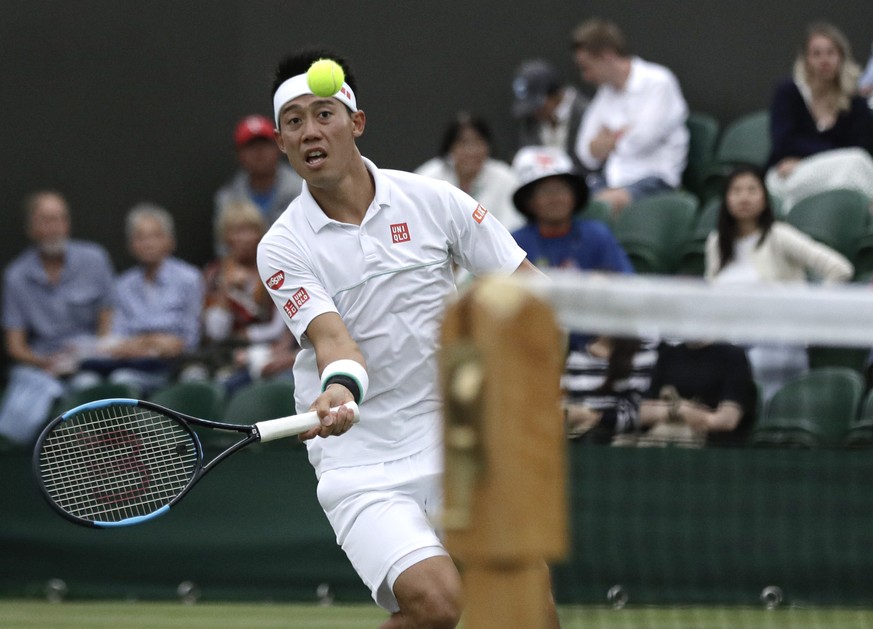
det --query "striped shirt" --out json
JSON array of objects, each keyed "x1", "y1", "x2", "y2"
[{"x1": 563, "y1": 339, "x2": 658, "y2": 436}]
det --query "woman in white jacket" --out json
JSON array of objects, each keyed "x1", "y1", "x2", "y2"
[{"x1": 705, "y1": 166, "x2": 853, "y2": 400}]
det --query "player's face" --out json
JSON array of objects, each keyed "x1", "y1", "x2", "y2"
[
  {"x1": 274, "y1": 95, "x2": 365, "y2": 188},
  {"x1": 528, "y1": 176, "x2": 576, "y2": 226},
  {"x1": 28, "y1": 193, "x2": 70, "y2": 255},
  {"x1": 129, "y1": 216, "x2": 174, "y2": 266},
  {"x1": 725, "y1": 173, "x2": 767, "y2": 225},
  {"x1": 805, "y1": 34, "x2": 842, "y2": 83}
]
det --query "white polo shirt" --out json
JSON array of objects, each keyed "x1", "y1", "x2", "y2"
[
  {"x1": 575, "y1": 57, "x2": 689, "y2": 188},
  {"x1": 257, "y1": 157, "x2": 527, "y2": 476}
]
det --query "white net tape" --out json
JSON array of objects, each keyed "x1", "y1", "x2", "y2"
[{"x1": 525, "y1": 270, "x2": 873, "y2": 347}]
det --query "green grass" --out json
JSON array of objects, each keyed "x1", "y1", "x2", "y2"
[{"x1": 3, "y1": 601, "x2": 873, "y2": 629}]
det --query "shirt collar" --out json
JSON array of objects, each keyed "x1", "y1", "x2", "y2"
[{"x1": 301, "y1": 156, "x2": 390, "y2": 233}]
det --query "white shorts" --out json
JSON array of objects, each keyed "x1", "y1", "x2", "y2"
[{"x1": 316, "y1": 443, "x2": 449, "y2": 612}]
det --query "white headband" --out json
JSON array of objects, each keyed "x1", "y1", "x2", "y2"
[{"x1": 272, "y1": 73, "x2": 358, "y2": 126}]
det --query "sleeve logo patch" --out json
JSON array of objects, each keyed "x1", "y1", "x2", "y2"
[
  {"x1": 472, "y1": 205, "x2": 488, "y2": 224},
  {"x1": 283, "y1": 288, "x2": 309, "y2": 318},
  {"x1": 390, "y1": 222, "x2": 411, "y2": 243},
  {"x1": 266, "y1": 270, "x2": 285, "y2": 290}
]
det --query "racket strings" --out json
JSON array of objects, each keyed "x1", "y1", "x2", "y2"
[{"x1": 38, "y1": 405, "x2": 199, "y2": 523}]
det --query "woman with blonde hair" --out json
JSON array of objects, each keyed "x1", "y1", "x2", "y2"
[
  {"x1": 201, "y1": 199, "x2": 296, "y2": 393},
  {"x1": 765, "y1": 21, "x2": 873, "y2": 211}
]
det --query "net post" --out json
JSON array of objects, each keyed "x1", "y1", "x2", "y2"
[{"x1": 440, "y1": 274, "x2": 568, "y2": 628}]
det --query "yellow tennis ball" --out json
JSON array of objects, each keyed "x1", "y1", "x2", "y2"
[{"x1": 307, "y1": 59, "x2": 345, "y2": 97}]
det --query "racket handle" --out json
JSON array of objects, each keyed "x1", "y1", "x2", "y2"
[{"x1": 254, "y1": 402, "x2": 360, "y2": 442}]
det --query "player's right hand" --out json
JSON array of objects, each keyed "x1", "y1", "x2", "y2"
[{"x1": 300, "y1": 385, "x2": 357, "y2": 440}]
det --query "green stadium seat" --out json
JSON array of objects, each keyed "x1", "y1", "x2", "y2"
[
  {"x1": 612, "y1": 191, "x2": 698, "y2": 274},
  {"x1": 59, "y1": 381, "x2": 142, "y2": 410},
  {"x1": 845, "y1": 388, "x2": 873, "y2": 446},
  {"x1": 223, "y1": 379, "x2": 296, "y2": 424},
  {"x1": 675, "y1": 197, "x2": 720, "y2": 276},
  {"x1": 581, "y1": 198, "x2": 614, "y2": 228},
  {"x1": 701, "y1": 110, "x2": 771, "y2": 202},
  {"x1": 682, "y1": 111, "x2": 720, "y2": 201},
  {"x1": 149, "y1": 379, "x2": 225, "y2": 420},
  {"x1": 784, "y1": 188, "x2": 871, "y2": 263},
  {"x1": 751, "y1": 367, "x2": 864, "y2": 447}
]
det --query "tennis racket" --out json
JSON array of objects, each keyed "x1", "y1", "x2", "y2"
[{"x1": 32, "y1": 397, "x2": 359, "y2": 528}]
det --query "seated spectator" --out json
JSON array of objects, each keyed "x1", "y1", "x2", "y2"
[
  {"x1": 563, "y1": 336, "x2": 657, "y2": 444},
  {"x1": 214, "y1": 114, "x2": 303, "y2": 255},
  {"x1": 84, "y1": 203, "x2": 204, "y2": 395},
  {"x1": 510, "y1": 145, "x2": 633, "y2": 274},
  {"x1": 416, "y1": 112, "x2": 525, "y2": 231},
  {"x1": 640, "y1": 340, "x2": 758, "y2": 447},
  {"x1": 200, "y1": 200, "x2": 297, "y2": 394},
  {"x1": 0, "y1": 191, "x2": 114, "y2": 445},
  {"x1": 705, "y1": 166, "x2": 853, "y2": 400},
  {"x1": 511, "y1": 58, "x2": 590, "y2": 171},
  {"x1": 571, "y1": 17, "x2": 689, "y2": 216},
  {"x1": 765, "y1": 21, "x2": 873, "y2": 211}
]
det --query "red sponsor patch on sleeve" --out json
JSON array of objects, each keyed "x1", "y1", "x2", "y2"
[
  {"x1": 282, "y1": 288, "x2": 310, "y2": 319},
  {"x1": 472, "y1": 204, "x2": 488, "y2": 224},
  {"x1": 266, "y1": 270, "x2": 285, "y2": 290}
]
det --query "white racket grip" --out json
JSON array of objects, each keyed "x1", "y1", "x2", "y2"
[{"x1": 254, "y1": 402, "x2": 360, "y2": 442}]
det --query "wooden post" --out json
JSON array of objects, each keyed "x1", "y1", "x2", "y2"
[{"x1": 440, "y1": 275, "x2": 567, "y2": 629}]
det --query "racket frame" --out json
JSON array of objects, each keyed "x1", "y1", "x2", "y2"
[{"x1": 33, "y1": 398, "x2": 259, "y2": 528}]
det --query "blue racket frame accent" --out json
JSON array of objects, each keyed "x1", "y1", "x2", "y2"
[{"x1": 94, "y1": 505, "x2": 172, "y2": 528}]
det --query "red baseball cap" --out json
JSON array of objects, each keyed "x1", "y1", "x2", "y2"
[{"x1": 233, "y1": 115, "x2": 275, "y2": 148}]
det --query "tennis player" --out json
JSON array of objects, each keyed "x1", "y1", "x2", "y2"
[{"x1": 257, "y1": 49, "x2": 557, "y2": 628}]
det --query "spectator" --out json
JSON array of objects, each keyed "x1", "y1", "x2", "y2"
[
  {"x1": 86, "y1": 203, "x2": 204, "y2": 395},
  {"x1": 201, "y1": 199, "x2": 296, "y2": 394},
  {"x1": 512, "y1": 58, "x2": 590, "y2": 171},
  {"x1": 0, "y1": 191, "x2": 114, "y2": 445},
  {"x1": 640, "y1": 340, "x2": 758, "y2": 447},
  {"x1": 705, "y1": 166, "x2": 853, "y2": 400},
  {"x1": 765, "y1": 21, "x2": 873, "y2": 211},
  {"x1": 213, "y1": 114, "x2": 303, "y2": 255},
  {"x1": 510, "y1": 145, "x2": 633, "y2": 274},
  {"x1": 571, "y1": 18, "x2": 689, "y2": 216},
  {"x1": 563, "y1": 336, "x2": 657, "y2": 445},
  {"x1": 416, "y1": 112, "x2": 525, "y2": 232}
]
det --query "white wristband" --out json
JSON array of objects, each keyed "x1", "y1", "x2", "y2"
[{"x1": 320, "y1": 359, "x2": 369, "y2": 404}]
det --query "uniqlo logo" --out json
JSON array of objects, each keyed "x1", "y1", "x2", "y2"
[
  {"x1": 390, "y1": 223, "x2": 411, "y2": 243},
  {"x1": 283, "y1": 288, "x2": 309, "y2": 318},
  {"x1": 472, "y1": 205, "x2": 488, "y2": 224},
  {"x1": 266, "y1": 270, "x2": 285, "y2": 290}
]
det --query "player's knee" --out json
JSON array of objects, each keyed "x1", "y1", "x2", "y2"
[
  {"x1": 407, "y1": 589, "x2": 462, "y2": 629},
  {"x1": 401, "y1": 579, "x2": 462, "y2": 629}
]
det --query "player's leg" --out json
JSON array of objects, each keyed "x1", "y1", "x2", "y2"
[{"x1": 379, "y1": 554, "x2": 462, "y2": 629}]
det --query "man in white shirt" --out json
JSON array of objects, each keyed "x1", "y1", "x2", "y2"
[
  {"x1": 572, "y1": 18, "x2": 689, "y2": 215},
  {"x1": 258, "y1": 48, "x2": 553, "y2": 629}
]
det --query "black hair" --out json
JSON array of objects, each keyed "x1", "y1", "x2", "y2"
[
  {"x1": 437, "y1": 112, "x2": 494, "y2": 157},
  {"x1": 271, "y1": 47, "x2": 358, "y2": 98},
  {"x1": 716, "y1": 165, "x2": 775, "y2": 272},
  {"x1": 597, "y1": 337, "x2": 643, "y2": 394}
]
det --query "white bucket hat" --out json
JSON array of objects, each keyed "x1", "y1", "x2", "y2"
[{"x1": 511, "y1": 146, "x2": 589, "y2": 217}]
